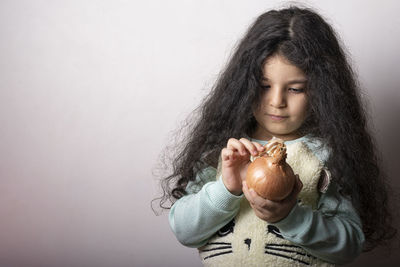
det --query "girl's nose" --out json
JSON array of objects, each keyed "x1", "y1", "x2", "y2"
[{"x1": 268, "y1": 87, "x2": 286, "y2": 108}]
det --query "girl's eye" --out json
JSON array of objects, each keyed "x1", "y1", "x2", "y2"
[
  {"x1": 260, "y1": 85, "x2": 305, "y2": 93},
  {"x1": 289, "y1": 88, "x2": 305, "y2": 93}
]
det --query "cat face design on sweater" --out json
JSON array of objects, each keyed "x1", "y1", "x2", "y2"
[
  {"x1": 199, "y1": 216, "x2": 316, "y2": 266},
  {"x1": 199, "y1": 141, "x2": 334, "y2": 267}
]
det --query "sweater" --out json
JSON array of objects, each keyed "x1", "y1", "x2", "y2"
[{"x1": 169, "y1": 135, "x2": 365, "y2": 265}]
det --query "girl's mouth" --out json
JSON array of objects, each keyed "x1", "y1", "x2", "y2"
[{"x1": 268, "y1": 114, "x2": 288, "y2": 121}]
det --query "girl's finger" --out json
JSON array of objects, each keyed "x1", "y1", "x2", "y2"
[
  {"x1": 243, "y1": 181, "x2": 278, "y2": 222},
  {"x1": 287, "y1": 174, "x2": 303, "y2": 200},
  {"x1": 221, "y1": 148, "x2": 234, "y2": 161},
  {"x1": 243, "y1": 181, "x2": 271, "y2": 207},
  {"x1": 242, "y1": 181, "x2": 255, "y2": 205},
  {"x1": 245, "y1": 184, "x2": 277, "y2": 210},
  {"x1": 227, "y1": 138, "x2": 247, "y2": 155},
  {"x1": 239, "y1": 138, "x2": 259, "y2": 156},
  {"x1": 282, "y1": 174, "x2": 303, "y2": 202},
  {"x1": 295, "y1": 174, "x2": 303, "y2": 194},
  {"x1": 252, "y1": 141, "x2": 266, "y2": 153}
]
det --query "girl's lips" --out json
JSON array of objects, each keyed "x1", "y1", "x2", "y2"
[{"x1": 268, "y1": 114, "x2": 288, "y2": 121}]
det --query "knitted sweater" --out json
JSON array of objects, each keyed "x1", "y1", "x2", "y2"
[{"x1": 169, "y1": 135, "x2": 365, "y2": 266}]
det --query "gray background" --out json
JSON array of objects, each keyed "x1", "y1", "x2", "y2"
[{"x1": 0, "y1": 0, "x2": 399, "y2": 266}]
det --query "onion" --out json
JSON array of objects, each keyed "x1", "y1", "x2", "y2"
[{"x1": 246, "y1": 137, "x2": 296, "y2": 201}]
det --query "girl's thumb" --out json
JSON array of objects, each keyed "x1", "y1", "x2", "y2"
[{"x1": 295, "y1": 174, "x2": 303, "y2": 195}]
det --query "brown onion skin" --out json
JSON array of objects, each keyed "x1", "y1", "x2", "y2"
[{"x1": 246, "y1": 155, "x2": 296, "y2": 201}]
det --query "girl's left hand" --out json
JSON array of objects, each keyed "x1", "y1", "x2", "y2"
[{"x1": 242, "y1": 175, "x2": 303, "y2": 223}]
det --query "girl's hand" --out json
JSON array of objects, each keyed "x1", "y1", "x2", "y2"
[
  {"x1": 242, "y1": 175, "x2": 303, "y2": 223},
  {"x1": 221, "y1": 138, "x2": 265, "y2": 195}
]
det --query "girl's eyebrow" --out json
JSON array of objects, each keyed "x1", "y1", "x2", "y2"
[{"x1": 262, "y1": 77, "x2": 308, "y2": 84}]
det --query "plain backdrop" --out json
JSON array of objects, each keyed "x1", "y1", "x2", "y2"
[{"x1": 0, "y1": 0, "x2": 399, "y2": 266}]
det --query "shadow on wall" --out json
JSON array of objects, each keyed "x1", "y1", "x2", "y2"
[{"x1": 346, "y1": 79, "x2": 400, "y2": 266}]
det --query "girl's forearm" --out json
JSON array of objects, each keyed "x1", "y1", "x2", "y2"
[
  {"x1": 273, "y1": 184, "x2": 365, "y2": 264},
  {"x1": 169, "y1": 178, "x2": 243, "y2": 247}
]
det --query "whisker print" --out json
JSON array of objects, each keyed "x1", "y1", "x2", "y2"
[
  {"x1": 264, "y1": 243, "x2": 317, "y2": 265},
  {"x1": 265, "y1": 251, "x2": 310, "y2": 265},
  {"x1": 266, "y1": 246, "x2": 310, "y2": 257},
  {"x1": 203, "y1": 250, "x2": 233, "y2": 260},
  {"x1": 265, "y1": 243, "x2": 302, "y2": 249},
  {"x1": 205, "y1": 242, "x2": 231, "y2": 246},
  {"x1": 265, "y1": 244, "x2": 317, "y2": 259},
  {"x1": 200, "y1": 245, "x2": 232, "y2": 252},
  {"x1": 201, "y1": 242, "x2": 233, "y2": 260}
]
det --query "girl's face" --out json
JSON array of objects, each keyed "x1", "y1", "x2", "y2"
[{"x1": 252, "y1": 54, "x2": 308, "y2": 141}]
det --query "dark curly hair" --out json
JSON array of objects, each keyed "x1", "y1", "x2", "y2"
[{"x1": 154, "y1": 5, "x2": 397, "y2": 251}]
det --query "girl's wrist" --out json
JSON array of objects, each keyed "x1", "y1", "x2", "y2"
[
  {"x1": 229, "y1": 188, "x2": 242, "y2": 196},
  {"x1": 224, "y1": 183, "x2": 242, "y2": 196},
  {"x1": 222, "y1": 176, "x2": 242, "y2": 196}
]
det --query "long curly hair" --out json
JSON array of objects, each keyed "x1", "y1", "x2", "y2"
[{"x1": 155, "y1": 5, "x2": 397, "y2": 251}]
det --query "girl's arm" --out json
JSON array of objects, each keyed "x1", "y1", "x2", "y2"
[
  {"x1": 270, "y1": 181, "x2": 365, "y2": 264},
  {"x1": 169, "y1": 168, "x2": 243, "y2": 248},
  {"x1": 170, "y1": 138, "x2": 264, "y2": 247}
]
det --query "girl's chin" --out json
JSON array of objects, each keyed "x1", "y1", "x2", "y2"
[{"x1": 254, "y1": 128, "x2": 300, "y2": 141}]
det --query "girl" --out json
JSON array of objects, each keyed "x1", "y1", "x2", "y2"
[{"x1": 157, "y1": 5, "x2": 396, "y2": 266}]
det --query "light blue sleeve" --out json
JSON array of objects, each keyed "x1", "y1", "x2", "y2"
[
  {"x1": 169, "y1": 167, "x2": 243, "y2": 248},
  {"x1": 272, "y1": 182, "x2": 365, "y2": 265}
]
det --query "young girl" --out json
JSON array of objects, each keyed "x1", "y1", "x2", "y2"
[{"x1": 157, "y1": 5, "x2": 396, "y2": 266}]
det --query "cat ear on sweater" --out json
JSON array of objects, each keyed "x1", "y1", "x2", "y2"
[{"x1": 318, "y1": 168, "x2": 331, "y2": 193}]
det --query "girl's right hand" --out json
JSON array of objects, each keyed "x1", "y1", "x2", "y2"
[{"x1": 221, "y1": 138, "x2": 265, "y2": 195}]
